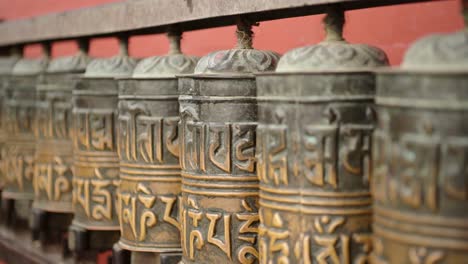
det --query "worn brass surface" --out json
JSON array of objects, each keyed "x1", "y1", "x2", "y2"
[
  {"x1": 3, "y1": 75, "x2": 41, "y2": 200},
  {"x1": 178, "y1": 20, "x2": 279, "y2": 263},
  {"x1": 117, "y1": 78, "x2": 183, "y2": 252},
  {"x1": 255, "y1": 8, "x2": 388, "y2": 263},
  {"x1": 370, "y1": 17, "x2": 468, "y2": 262},
  {"x1": 71, "y1": 77, "x2": 121, "y2": 230},
  {"x1": 33, "y1": 73, "x2": 79, "y2": 212},
  {"x1": 0, "y1": 55, "x2": 19, "y2": 189},
  {"x1": 118, "y1": 33, "x2": 197, "y2": 253},
  {"x1": 71, "y1": 39, "x2": 135, "y2": 232},
  {"x1": 256, "y1": 72, "x2": 376, "y2": 263},
  {"x1": 179, "y1": 75, "x2": 261, "y2": 263},
  {"x1": 3, "y1": 56, "x2": 48, "y2": 201},
  {"x1": 371, "y1": 71, "x2": 468, "y2": 264}
]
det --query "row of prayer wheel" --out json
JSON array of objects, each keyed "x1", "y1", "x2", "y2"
[{"x1": 0, "y1": 5, "x2": 466, "y2": 264}]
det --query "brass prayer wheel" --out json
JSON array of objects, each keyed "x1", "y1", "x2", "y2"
[
  {"x1": 3, "y1": 47, "x2": 49, "y2": 202},
  {"x1": 0, "y1": 50, "x2": 20, "y2": 190},
  {"x1": 179, "y1": 19, "x2": 280, "y2": 264},
  {"x1": 34, "y1": 43, "x2": 90, "y2": 213},
  {"x1": 255, "y1": 8, "x2": 388, "y2": 263},
  {"x1": 30, "y1": 42, "x2": 90, "y2": 246},
  {"x1": 69, "y1": 37, "x2": 136, "y2": 256},
  {"x1": 117, "y1": 32, "x2": 197, "y2": 255},
  {"x1": 371, "y1": 16, "x2": 468, "y2": 264}
]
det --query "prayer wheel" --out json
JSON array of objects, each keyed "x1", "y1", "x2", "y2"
[
  {"x1": 117, "y1": 31, "x2": 197, "y2": 262},
  {"x1": 2, "y1": 45, "x2": 49, "y2": 229},
  {"x1": 69, "y1": 37, "x2": 136, "y2": 259},
  {"x1": 0, "y1": 49, "x2": 20, "y2": 225},
  {"x1": 255, "y1": 8, "x2": 388, "y2": 263},
  {"x1": 179, "y1": 18, "x2": 280, "y2": 264},
  {"x1": 31, "y1": 41, "x2": 90, "y2": 246},
  {"x1": 3, "y1": 50, "x2": 49, "y2": 200},
  {"x1": 0, "y1": 50, "x2": 20, "y2": 190},
  {"x1": 370, "y1": 8, "x2": 468, "y2": 264}
]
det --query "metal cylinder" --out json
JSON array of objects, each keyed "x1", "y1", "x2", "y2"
[
  {"x1": 70, "y1": 37, "x2": 136, "y2": 255},
  {"x1": 255, "y1": 8, "x2": 388, "y2": 263},
  {"x1": 3, "y1": 52, "x2": 48, "y2": 202},
  {"x1": 179, "y1": 19, "x2": 280, "y2": 263},
  {"x1": 117, "y1": 32, "x2": 197, "y2": 257},
  {"x1": 0, "y1": 52, "x2": 20, "y2": 226},
  {"x1": 0, "y1": 52, "x2": 20, "y2": 191},
  {"x1": 371, "y1": 29, "x2": 468, "y2": 263},
  {"x1": 31, "y1": 47, "x2": 90, "y2": 247},
  {"x1": 34, "y1": 49, "x2": 89, "y2": 213}
]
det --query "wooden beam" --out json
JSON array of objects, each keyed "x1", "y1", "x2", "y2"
[
  {"x1": 0, "y1": 227, "x2": 67, "y2": 264},
  {"x1": 0, "y1": 0, "x2": 439, "y2": 46}
]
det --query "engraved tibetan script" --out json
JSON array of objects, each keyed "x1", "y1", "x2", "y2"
[
  {"x1": 181, "y1": 198, "x2": 259, "y2": 263},
  {"x1": 118, "y1": 112, "x2": 179, "y2": 164},
  {"x1": 73, "y1": 174, "x2": 119, "y2": 221},
  {"x1": 75, "y1": 111, "x2": 115, "y2": 151},
  {"x1": 182, "y1": 122, "x2": 256, "y2": 174},
  {"x1": 34, "y1": 157, "x2": 71, "y2": 201}
]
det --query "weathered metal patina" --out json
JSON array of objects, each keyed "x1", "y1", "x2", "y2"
[
  {"x1": 34, "y1": 44, "x2": 90, "y2": 213},
  {"x1": 0, "y1": 50, "x2": 20, "y2": 227},
  {"x1": 0, "y1": 50, "x2": 20, "y2": 190},
  {"x1": 69, "y1": 37, "x2": 136, "y2": 258},
  {"x1": 371, "y1": 18, "x2": 468, "y2": 264},
  {"x1": 31, "y1": 41, "x2": 90, "y2": 246},
  {"x1": 2, "y1": 46, "x2": 49, "y2": 231},
  {"x1": 117, "y1": 32, "x2": 197, "y2": 262},
  {"x1": 255, "y1": 8, "x2": 388, "y2": 263},
  {"x1": 3, "y1": 51, "x2": 49, "y2": 201},
  {"x1": 179, "y1": 19, "x2": 280, "y2": 264}
]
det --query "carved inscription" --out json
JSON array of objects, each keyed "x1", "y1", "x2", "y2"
[
  {"x1": 181, "y1": 198, "x2": 259, "y2": 263},
  {"x1": 36, "y1": 97, "x2": 71, "y2": 139},
  {"x1": 257, "y1": 125, "x2": 288, "y2": 186},
  {"x1": 2, "y1": 97, "x2": 36, "y2": 194},
  {"x1": 118, "y1": 110, "x2": 179, "y2": 163},
  {"x1": 303, "y1": 125, "x2": 338, "y2": 188},
  {"x1": 4, "y1": 150, "x2": 34, "y2": 191},
  {"x1": 257, "y1": 105, "x2": 374, "y2": 264},
  {"x1": 117, "y1": 93, "x2": 183, "y2": 251},
  {"x1": 74, "y1": 111, "x2": 115, "y2": 151},
  {"x1": 34, "y1": 156, "x2": 72, "y2": 201},
  {"x1": 257, "y1": 123, "x2": 372, "y2": 189},
  {"x1": 72, "y1": 169, "x2": 119, "y2": 221},
  {"x1": 258, "y1": 212, "x2": 290, "y2": 264},
  {"x1": 408, "y1": 247, "x2": 444, "y2": 264},
  {"x1": 441, "y1": 138, "x2": 468, "y2": 201},
  {"x1": 259, "y1": 211, "x2": 373, "y2": 264},
  {"x1": 373, "y1": 128, "x2": 468, "y2": 210},
  {"x1": 5, "y1": 102, "x2": 36, "y2": 135},
  {"x1": 180, "y1": 105, "x2": 258, "y2": 263},
  {"x1": 182, "y1": 122, "x2": 256, "y2": 174},
  {"x1": 119, "y1": 183, "x2": 180, "y2": 241}
]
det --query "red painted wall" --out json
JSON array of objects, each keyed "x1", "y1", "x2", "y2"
[{"x1": 0, "y1": 0, "x2": 464, "y2": 65}]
